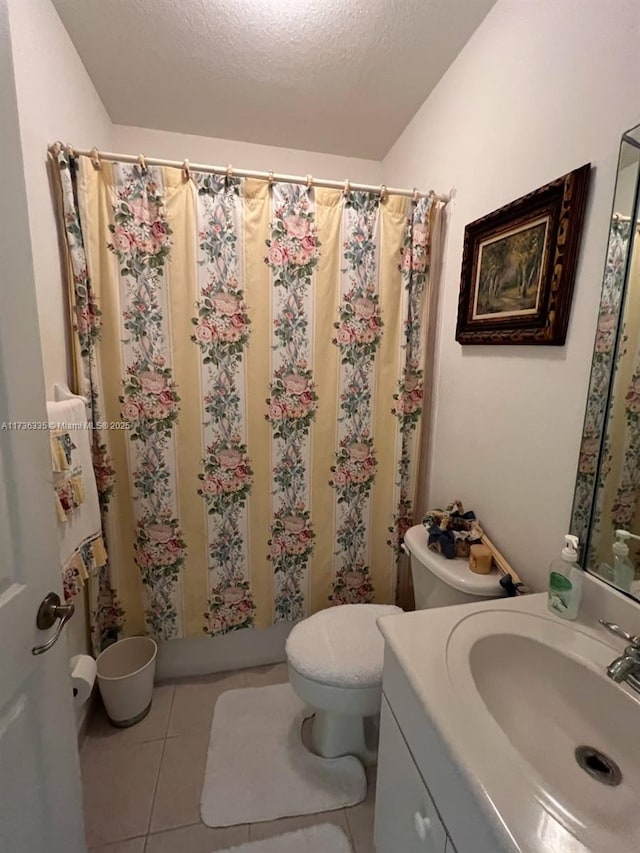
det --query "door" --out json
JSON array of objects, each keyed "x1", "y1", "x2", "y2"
[{"x1": 0, "y1": 2, "x2": 85, "y2": 851}]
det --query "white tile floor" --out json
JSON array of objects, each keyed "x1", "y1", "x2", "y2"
[{"x1": 82, "y1": 663, "x2": 376, "y2": 853}]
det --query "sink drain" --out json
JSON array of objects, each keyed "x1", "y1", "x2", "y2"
[{"x1": 575, "y1": 746, "x2": 622, "y2": 786}]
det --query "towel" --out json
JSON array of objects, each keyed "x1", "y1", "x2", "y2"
[
  {"x1": 46, "y1": 397, "x2": 107, "y2": 600},
  {"x1": 422, "y1": 499, "x2": 484, "y2": 559}
]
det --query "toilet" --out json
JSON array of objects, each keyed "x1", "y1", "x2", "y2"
[
  {"x1": 286, "y1": 603, "x2": 402, "y2": 762},
  {"x1": 403, "y1": 523, "x2": 505, "y2": 608},
  {"x1": 286, "y1": 525, "x2": 505, "y2": 761}
]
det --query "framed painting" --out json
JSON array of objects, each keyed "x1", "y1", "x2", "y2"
[{"x1": 456, "y1": 164, "x2": 591, "y2": 345}]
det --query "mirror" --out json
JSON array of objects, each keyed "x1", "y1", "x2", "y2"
[{"x1": 571, "y1": 123, "x2": 640, "y2": 597}]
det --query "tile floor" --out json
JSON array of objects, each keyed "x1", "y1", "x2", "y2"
[{"x1": 81, "y1": 663, "x2": 376, "y2": 853}]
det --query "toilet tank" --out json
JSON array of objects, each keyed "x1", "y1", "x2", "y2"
[{"x1": 404, "y1": 524, "x2": 505, "y2": 609}]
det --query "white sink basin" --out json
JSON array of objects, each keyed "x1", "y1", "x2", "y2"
[
  {"x1": 448, "y1": 610, "x2": 640, "y2": 849},
  {"x1": 379, "y1": 594, "x2": 640, "y2": 853}
]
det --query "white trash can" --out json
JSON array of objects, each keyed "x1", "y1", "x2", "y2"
[{"x1": 96, "y1": 636, "x2": 158, "y2": 727}]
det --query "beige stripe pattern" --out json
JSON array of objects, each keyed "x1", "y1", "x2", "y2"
[{"x1": 60, "y1": 155, "x2": 437, "y2": 644}]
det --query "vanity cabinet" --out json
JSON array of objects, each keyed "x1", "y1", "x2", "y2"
[
  {"x1": 374, "y1": 697, "x2": 449, "y2": 853},
  {"x1": 374, "y1": 644, "x2": 499, "y2": 853}
]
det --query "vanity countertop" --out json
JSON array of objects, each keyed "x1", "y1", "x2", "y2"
[{"x1": 378, "y1": 592, "x2": 640, "y2": 853}]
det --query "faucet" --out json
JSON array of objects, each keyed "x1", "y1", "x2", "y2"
[{"x1": 600, "y1": 620, "x2": 640, "y2": 694}]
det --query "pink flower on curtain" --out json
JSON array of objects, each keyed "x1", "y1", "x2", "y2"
[
  {"x1": 387, "y1": 196, "x2": 433, "y2": 559},
  {"x1": 108, "y1": 163, "x2": 185, "y2": 640},
  {"x1": 330, "y1": 191, "x2": 382, "y2": 606},
  {"x1": 265, "y1": 184, "x2": 321, "y2": 621},
  {"x1": 192, "y1": 173, "x2": 256, "y2": 636}
]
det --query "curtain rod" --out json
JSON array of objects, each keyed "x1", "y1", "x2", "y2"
[
  {"x1": 50, "y1": 143, "x2": 451, "y2": 204},
  {"x1": 613, "y1": 212, "x2": 640, "y2": 224}
]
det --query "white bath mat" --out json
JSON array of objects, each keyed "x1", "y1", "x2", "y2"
[
  {"x1": 201, "y1": 683, "x2": 366, "y2": 826},
  {"x1": 217, "y1": 823, "x2": 352, "y2": 852}
]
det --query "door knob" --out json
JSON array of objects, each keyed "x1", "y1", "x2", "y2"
[{"x1": 32, "y1": 592, "x2": 74, "y2": 655}]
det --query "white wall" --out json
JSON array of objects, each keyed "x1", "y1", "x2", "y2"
[
  {"x1": 383, "y1": 0, "x2": 640, "y2": 590},
  {"x1": 8, "y1": 0, "x2": 113, "y2": 398},
  {"x1": 112, "y1": 124, "x2": 383, "y2": 184}
]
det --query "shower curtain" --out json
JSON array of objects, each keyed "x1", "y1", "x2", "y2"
[
  {"x1": 589, "y1": 224, "x2": 640, "y2": 571},
  {"x1": 51, "y1": 148, "x2": 443, "y2": 651}
]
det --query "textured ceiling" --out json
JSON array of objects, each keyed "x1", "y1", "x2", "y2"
[{"x1": 52, "y1": 0, "x2": 496, "y2": 159}]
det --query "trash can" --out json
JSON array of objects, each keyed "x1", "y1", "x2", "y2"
[{"x1": 96, "y1": 636, "x2": 158, "y2": 727}]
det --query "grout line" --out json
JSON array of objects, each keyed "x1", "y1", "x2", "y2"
[
  {"x1": 146, "y1": 736, "x2": 168, "y2": 838},
  {"x1": 87, "y1": 832, "x2": 147, "y2": 851},
  {"x1": 145, "y1": 819, "x2": 204, "y2": 839},
  {"x1": 83, "y1": 734, "x2": 168, "y2": 751},
  {"x1": 163, "y1": 683, "x2": 177, "y2": 738}
]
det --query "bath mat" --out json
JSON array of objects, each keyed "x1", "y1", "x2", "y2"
[
  {"x1": 201, "y1": 683, "x2": 366, "y2": 826},
  {"x1": 216, "y1": 823, "x2": 352, "y2": 852}
]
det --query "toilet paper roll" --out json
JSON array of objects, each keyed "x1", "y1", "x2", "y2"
[{"x1": 70, "y1": 654, "x2": 97, "y2": 706}]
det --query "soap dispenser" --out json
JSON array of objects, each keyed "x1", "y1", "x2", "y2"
[
  {"x1": 612, "y1": 529, "x2": 639, "y2": 593},
  {"x1": 547, "y1": 534, "x2": 582, "y2": 620}
]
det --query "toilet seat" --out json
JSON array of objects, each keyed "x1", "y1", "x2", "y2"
[
  {"x1": 286, "y1": 603, "x2": 402, "y2": 689},
  {"x1": 285, "y1": 603, "x2": 403, "y2": 761},
  {"x1": 288, "y1": 662, "x2": 383, "y2": 718}
]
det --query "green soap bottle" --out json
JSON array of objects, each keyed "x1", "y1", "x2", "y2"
[{"x1": 547, "y1": 534, "x2": 582, "y2": 620}]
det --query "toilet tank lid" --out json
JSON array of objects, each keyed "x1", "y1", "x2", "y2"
[{"x1": 404, "y1": 525, "x2": 504, "y2": 597}]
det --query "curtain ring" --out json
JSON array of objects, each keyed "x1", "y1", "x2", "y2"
[
  {"x1": 182, "y1": 159, "x2": 191, "y2": 181},
  {"x1": 137, "y1": 153, "x2": 147, "y2": 172},
  {"x1": 65, "y1": 144, "x2": 75, "y2": 158},
  {"x1": 226, "y1": 163, "x2": 233, "y2": 179},
  {"x1": 89, "y1": 147, "x2": 102, "y2": 170},
  {"x1": 379, "y1": 184, "x2": 388, "y2": 202},
  {"x1": 412, "y1": 188, "x2": 420, "y2": 204},
  {"x1": 343, "y1": 178, "x2": 351, "y2": 198},
  {"x1": 306, "y1": 174, "x2": 313, "y2": 189},
  {"x1": 268, "y1": 171, "x2": 274, "y2": 186}
]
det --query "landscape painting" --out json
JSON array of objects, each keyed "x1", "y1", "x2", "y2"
[
  {"x1": 456, "y1": 164, "x2": 591, "y2": 345},
  {"x1": 472, "y1": 217, "x2": 549, "y2": 319}
]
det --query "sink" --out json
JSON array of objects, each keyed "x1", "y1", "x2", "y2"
[
  {"x1": 379, "y1": 591, "x2": 640, "y2": 851},
  {"x1": 446, "y1": 609, "x2": 640, "y2": 851}
]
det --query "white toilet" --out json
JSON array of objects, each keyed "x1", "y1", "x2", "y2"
[
  {"x1": 286, "y1": 603, "x2": 402, "y2": 762},
  {"x1": 403, "y1": 523, "x2": 505, "y2": 608},
  {"x1": 286, "y1": 525, "x2": 505, "y2": 760}
]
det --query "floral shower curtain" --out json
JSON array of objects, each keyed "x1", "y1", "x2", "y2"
[
  {"x1": 50, "y1": 147, "x2": 443, "y2": 650},
  {"x1": 587, "y1": 223, "x2": 640, "y2": 571},
  {"x1": 572, "y1": 218, "x2": 633, "y2": 554}
]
